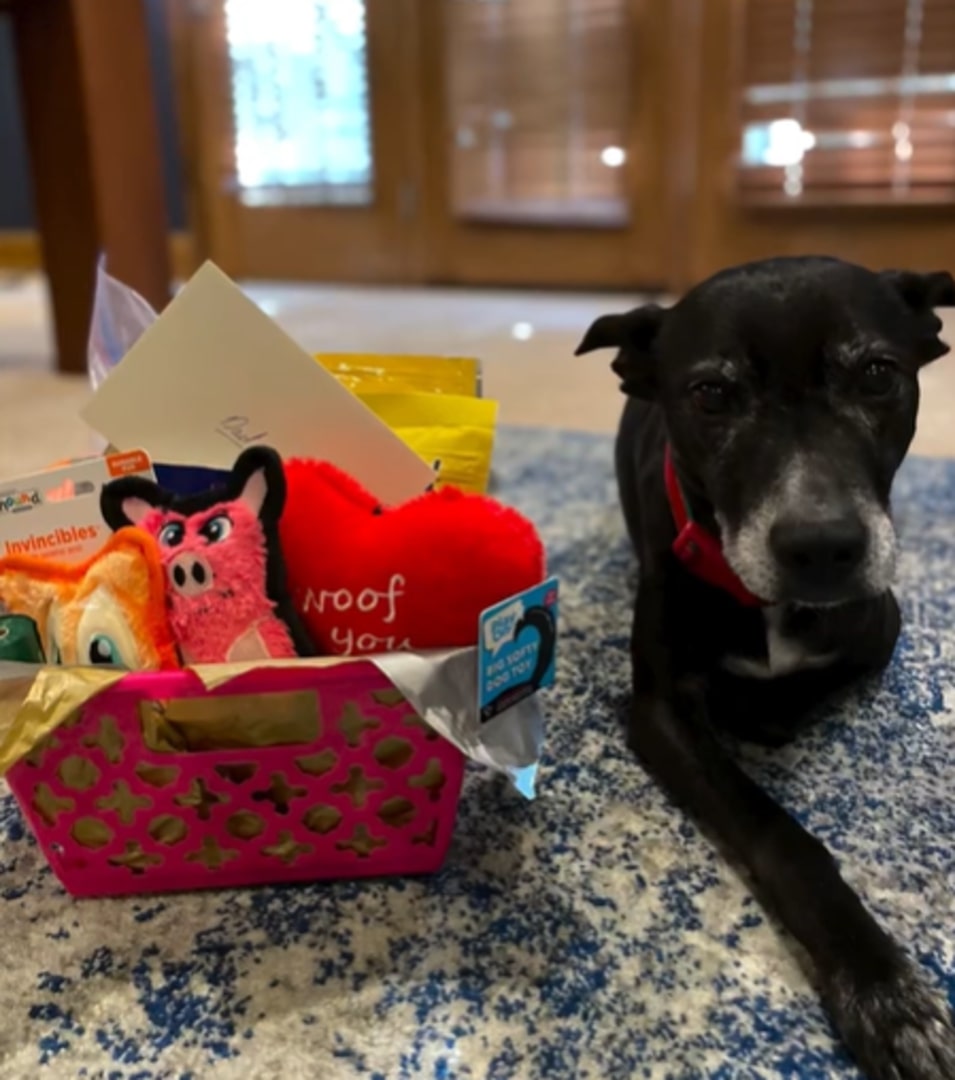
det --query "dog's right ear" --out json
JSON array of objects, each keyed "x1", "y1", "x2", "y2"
[{"x1": 575, "y1": 303, "x2": 667, "y2": 398}]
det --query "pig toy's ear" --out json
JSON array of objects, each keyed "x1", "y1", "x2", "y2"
[
  {"x1": 100, "y1": 477, "x2": 165, "y2": 532},
  {"x1": 227, "y1": 446, "x2": 313, "y2": 658},
  {"x1": 231, "y1": 446, "x2": 287, "y2": 525}
]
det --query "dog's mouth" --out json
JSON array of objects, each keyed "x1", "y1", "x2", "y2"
[
  {"x1": 773, "y1": 578, "x2": 879, "y2": 610},
  {"x1": 718, "y1": 504, "x2": 898, "y2": 608}
]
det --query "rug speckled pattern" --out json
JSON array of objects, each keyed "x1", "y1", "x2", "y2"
[{"x1": 1, "y1": 427, "x2": 953, "y2": 1079}]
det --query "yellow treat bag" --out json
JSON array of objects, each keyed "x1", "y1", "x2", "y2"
[
  {"x1": 359, "y1": 392, "x2": 498, "y2": 494},
  {"x1": 316, "y1": 353, "x2": 481, "y2": 398},
  {"x1": 316, "y1": 353, "x2": 496, "y2": 493}
]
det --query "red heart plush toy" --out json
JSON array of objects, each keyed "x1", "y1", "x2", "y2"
[{"x1": 280, "y1": 460, "x2": 546, "y2": 655}]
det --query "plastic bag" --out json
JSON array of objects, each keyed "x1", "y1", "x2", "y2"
[{"x1": 87, "y1": 256, "x2": 158, "y2": 391}]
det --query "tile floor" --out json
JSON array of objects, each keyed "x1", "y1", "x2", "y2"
[{"x1": 0, "y1": 272, "x2": 953, "y2": 479}]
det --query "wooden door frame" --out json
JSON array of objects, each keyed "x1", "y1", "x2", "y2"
[
  {"x1": 657, "y1": 0, "x2": 705, "y2": 294},
  {"x1": 165, "y1": 0, "x2": 240, "y2": 276}
]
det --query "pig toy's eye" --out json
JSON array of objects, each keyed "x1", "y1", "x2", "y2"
[
  {"x1": 159, "y1": 521, "x2": 185, "y2": 547},
  {"x1": 200, "y1": 514, "x2": 233, "y2": 544}
]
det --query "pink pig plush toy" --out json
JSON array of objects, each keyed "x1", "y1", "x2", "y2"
[{"x1": 101, "y1": 447, "x2": 313, "y2": 665}]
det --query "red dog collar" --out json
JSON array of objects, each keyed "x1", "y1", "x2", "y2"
[{"x1": 664, "y1": 446, "x2": 764, "y2": 607}]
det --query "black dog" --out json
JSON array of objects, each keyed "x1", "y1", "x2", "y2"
[{"x1": 577, "y1": 256, "x2": 955, "y2": 1080}]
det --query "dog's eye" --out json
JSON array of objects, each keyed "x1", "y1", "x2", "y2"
[
  {"x1": 858, "y1": 360, "x2": 897, "y2": 398},
  {"x1": 690, "y1": 381, "x2": 732, "y2": 415}
]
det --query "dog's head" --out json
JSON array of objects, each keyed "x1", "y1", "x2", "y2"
[{"x1": 578, "y1": 256, "x2": 955, "y2": 605}]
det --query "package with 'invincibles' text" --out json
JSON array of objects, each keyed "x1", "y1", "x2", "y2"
[{"x1": 0, "y1": 451, "x2": 155, "y2": 563}]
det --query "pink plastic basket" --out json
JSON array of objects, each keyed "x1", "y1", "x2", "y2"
[{"x1": 7, "y1": 663, "x2": 465, "y2": 898}]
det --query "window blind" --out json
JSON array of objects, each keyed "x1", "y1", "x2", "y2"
[
  {"x1": 738, "y1": 0, "x2": 955, "y2": 204},
  {"x1": 445, "y1": 0, "x2": 632, "y2": 226}
]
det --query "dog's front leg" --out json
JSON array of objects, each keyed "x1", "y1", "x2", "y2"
[{"x1": 629, "y1": 579, "x2": 955, "y2": 1080}]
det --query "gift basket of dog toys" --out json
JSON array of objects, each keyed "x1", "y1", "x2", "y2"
[{"x1": 0, "y1": 262, "x2": 557, "y2": 898}]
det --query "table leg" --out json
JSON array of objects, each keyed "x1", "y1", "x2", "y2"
[{"x1": 11, "y1": 0, "x2": 171, "y2": 374}]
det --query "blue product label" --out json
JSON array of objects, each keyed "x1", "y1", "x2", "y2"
[
  {"x1": 154, "y1": 464, "x2": 232, "y2": 498},
  {"x1": 478, "y1": 576, "x2": 559, "y2": 722}
]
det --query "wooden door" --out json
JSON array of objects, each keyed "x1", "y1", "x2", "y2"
[
  {"x1": 183, "y1": 0, "x2": 425, "y2": 282},
  {"x1": 416, "y1": 0, "x2": 678, "y2": 290},
  {"x1": 180, "y1": 0, "x2": 685, "y2": 290},
  {"x1": 687, "y1": 0, "x2": 955, "y2": 287}
]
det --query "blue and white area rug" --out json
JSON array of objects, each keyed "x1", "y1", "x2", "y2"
[{"x1": 1, "y1": 428, "x2": 953, "y2": 1079}]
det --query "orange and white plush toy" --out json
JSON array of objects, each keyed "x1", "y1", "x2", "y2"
[{"x1": 0, "y1": 527, "x2": 179, "y2": 669}]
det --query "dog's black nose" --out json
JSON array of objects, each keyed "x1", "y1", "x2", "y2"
[{"x1": 770, "y1": 516, "x2": 867, "y2": 593}]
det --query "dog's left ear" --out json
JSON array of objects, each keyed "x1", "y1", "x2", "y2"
[
  {"x1": 880, "y1": 269, "x2": 955, "y2": 364},
  {"x1": 575, "y1": 303, "x2": 667, "y2": 398}
]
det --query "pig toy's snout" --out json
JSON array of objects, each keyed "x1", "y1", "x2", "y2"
[{"x1": 169, "y1": 553, "x2": 214, "y2": 598}]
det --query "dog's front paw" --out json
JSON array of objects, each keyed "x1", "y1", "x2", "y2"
[{"x1": 824, "y1": 959, "x2": 955, "y2": 1080}]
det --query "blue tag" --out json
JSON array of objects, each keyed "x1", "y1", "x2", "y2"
[
  {"x1": 154, "y1": 464, "x2": 232, "y2": 498},
  {"x1": 478, "y1": 577, "x2": 559, "y2": 723}
]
